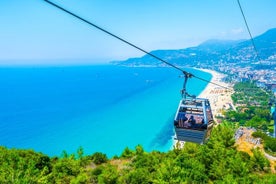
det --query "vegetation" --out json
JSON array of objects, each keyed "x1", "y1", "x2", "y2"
[
  {"x1": 225, "y1": 82, "x2": 273, "y2": 132},
  {"x1": 252, "y1": 131, "x2": 276, "y2": 155},
  {"x1": 232, "y1": 82, "x2": 271, "y2": 107},
  {"x1": 0, "y1": 124, "x2": 275, "y2": 183}
]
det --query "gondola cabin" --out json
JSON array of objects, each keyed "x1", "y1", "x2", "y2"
[{"x1": 174, "y1": 97, "x2": 214, "y2": 144}]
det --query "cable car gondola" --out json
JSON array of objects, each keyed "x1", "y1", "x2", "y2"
[{"x1": 173, "y1": 72, "x2": 214, "y2": 144}]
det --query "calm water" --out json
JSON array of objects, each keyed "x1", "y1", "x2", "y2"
[{"x1": 0, "y1": 65, "x2": 211, "y2": 157}]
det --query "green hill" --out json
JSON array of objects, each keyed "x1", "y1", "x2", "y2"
[{"x1": 113, "y1": 28, "x2": 276, "y2": 67}]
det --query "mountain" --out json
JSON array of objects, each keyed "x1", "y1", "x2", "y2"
[
  {"x1": 198, "y1": 39, "x2": 243, "y2": 51},
  {"x1": 114, "y1": 28, "x2": 276, "y2": 67}
]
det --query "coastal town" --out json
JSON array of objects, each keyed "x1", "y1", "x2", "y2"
[{"x1": 199, "y1": 62, "x2": 276, "y2": 96}]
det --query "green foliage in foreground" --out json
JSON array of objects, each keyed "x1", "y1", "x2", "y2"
[{"x1": 1, "y1": 125, "x2": 275, "y2": 183}]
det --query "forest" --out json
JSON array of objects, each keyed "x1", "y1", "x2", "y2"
[{"x1": 0, "y1": 82, "x2": 276, "y2": 183}]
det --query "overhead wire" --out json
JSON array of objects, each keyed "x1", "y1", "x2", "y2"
[
  {"x1": 236, "y1": 0, "x2": 276, "y2": 104},
  {"x1": 236, "y1": 0, "x2": 261, "y2": 62},
  {"x1": 44, "y1": 0, "x2": 231, "y2": 91}
]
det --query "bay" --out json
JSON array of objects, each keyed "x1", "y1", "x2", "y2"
[{"x1": 0, "y1": 64, "x2": 211, "y2": 157}]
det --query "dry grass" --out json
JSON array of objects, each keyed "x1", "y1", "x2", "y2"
[
  {"x1": 110, "y1": 158, "x2": 131, "y2": 171},
  {"x1": 235, "y1": 129, "x2": 275, "y2": 173},
  {"x1": 235, "y1": 129, "x2": 260, "y2": 156}
]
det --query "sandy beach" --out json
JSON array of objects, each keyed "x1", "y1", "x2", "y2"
[{"x1": 198, "y1": 69, "x2": 234, "y2": 122}]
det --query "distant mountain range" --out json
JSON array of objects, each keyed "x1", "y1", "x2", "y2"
[{"x1": 113, "y1": 28, "x2": 276, "y2": 67}]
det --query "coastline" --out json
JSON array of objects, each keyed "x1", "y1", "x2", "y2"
[{"x1": 197, "y1": 68, "x2": 234, "y2": 122}]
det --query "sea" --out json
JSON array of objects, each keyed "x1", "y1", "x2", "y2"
[{"x1": 0, "y1": 64, "x2": 212, "y2": 157}]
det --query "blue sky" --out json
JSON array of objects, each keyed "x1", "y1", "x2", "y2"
[{"x1": 1, "y1": 0, "x2": 276, "y2": 65}]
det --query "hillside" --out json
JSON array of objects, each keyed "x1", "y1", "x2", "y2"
[
  {"x1": 113, "y1": 28, "x2": 276, "y2": 67},
  {"x1": 1, "y1": 124, "x2": 275, "y2": 183}
]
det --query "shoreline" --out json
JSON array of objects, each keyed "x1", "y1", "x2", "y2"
[{"x1": 197, "y1": 68, "x2": 234, "y2": 122}]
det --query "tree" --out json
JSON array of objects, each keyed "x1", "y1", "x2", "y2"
[
  {"x1": 135, "y1": 144, "x2": 144, "y2": 155},
  {"x1": 91, "y1": 152, "x2": 108, "y2": 165},
  {"x1": 97, "y1": 164, "x2": 119, "y2": 184},
  {"x1": 121, "y1": 147, "x2": 134, "y2": 158},
  {"x1": 265, "y1": 137, "x2": 276, "y2": 152},
  {"x1": 123, "y1": 168, "x2": 152, "y2": 184},
  {"x1": 250, "y1": 148, "x2": 270, "y2": 172}
]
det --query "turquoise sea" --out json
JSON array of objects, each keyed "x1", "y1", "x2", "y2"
[{"x1": 0, "y1": 65, "x2": 211, "y2": 157}]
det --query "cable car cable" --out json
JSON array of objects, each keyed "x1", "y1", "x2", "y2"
[
  {"x1": 44, "y1": 0, "x2": 231, "y2": 91},
  {"x1": 43, "y1": 0, "x2": 183, "y2": 73},
  {"x1": 237, "y1": 0, "x2": 261, "y2": 62}
]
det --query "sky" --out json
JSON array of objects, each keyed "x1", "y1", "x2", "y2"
[{"x1": 1, "y1": 0, "x2": 276, "y2": 65}]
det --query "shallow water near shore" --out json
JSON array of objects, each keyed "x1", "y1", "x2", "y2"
[{"x1": 0, "y1": 64, "x2": 211, "y2": 157}]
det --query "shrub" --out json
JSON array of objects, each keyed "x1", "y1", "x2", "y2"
[{"x1": 91, "y1": 152, "x2": 108, "y2": 165}]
